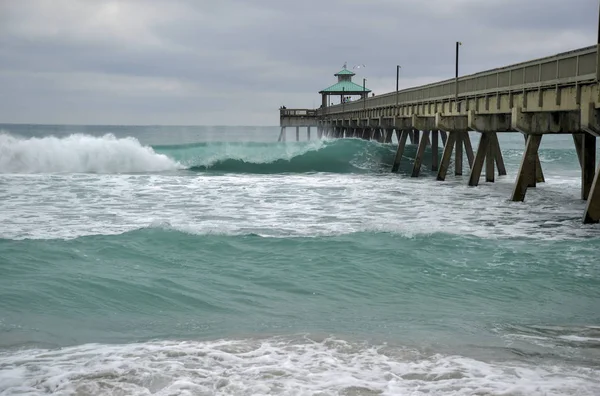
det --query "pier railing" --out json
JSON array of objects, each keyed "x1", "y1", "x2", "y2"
[
  {"x1": 280, "y1": 109, "x2": 318, "y2": 117},
  {"x1": 320, "y1": 45, "x2": 597, "y2": 115}
]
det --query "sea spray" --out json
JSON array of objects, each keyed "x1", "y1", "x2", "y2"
[{"x1": 0, "y1": 133, "x2": 180, "y2": 173}]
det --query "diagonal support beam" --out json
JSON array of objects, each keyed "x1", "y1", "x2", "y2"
[
  {"x1": 520, "y1": 133, "x2": 545, "y2": 184},
  {"x1": 583, "y1": 162, "x2": 600, "y2": 223},
  {"x1": 573, "y1": 133, "x2": 584, "y2": 168},
  {"x1": 511, "y1": 134, "x2": 543, "y2": 202},
  {"x1": 384, "y1": 129, "x2": 393, "y2": 143},
  {"x1": 582, "y1": 133, "x2": 596, "y2": 200},
  {"x1": 437, "y1": 131, "x2": 457, "y2": 181},
  {"x1": 468, "y1": 133, "x2": 491, "y2": 186},
  {"x1": 463, "y1": 132, "x2": 475, "y2": 169},
  {"x1": 490, "y1": 133, "x2": 507, "y2": 176},
  {"x1": 412, "y1": 130, "x2": 431, "y2": 177},
  {"x1": 391, "y1": 130, "x2": 410, "y2": 173}
]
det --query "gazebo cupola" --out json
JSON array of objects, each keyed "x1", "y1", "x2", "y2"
[{"x1": 319, "y1": 62, "x2": 371, "y2": 107}]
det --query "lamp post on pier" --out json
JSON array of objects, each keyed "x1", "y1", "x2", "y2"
[
  {"x1": 455, "y1": 41, "x2": 462, "y2": 111},
  {"x1": 363, "y1": 78, "x2": 366, "y2": 109},
  {"x1": 396, "y1": 65, "x2": 401, "y2": 107}
]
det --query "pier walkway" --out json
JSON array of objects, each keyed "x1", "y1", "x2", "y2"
[{"x1": 279, "y1": 45, "x2": 600, "y2": 224}]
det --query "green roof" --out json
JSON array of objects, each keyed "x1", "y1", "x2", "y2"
[
  {"x1": 319, "y1": 80, "x2": 371, "y2": 94},
  {"x1": 334, "y1": 68, "x2": 355, "y2": 76}
]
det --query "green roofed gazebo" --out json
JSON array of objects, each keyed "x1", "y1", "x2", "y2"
[{"x1": 319, "y1": 63, "x2": 370, "y2": 107}]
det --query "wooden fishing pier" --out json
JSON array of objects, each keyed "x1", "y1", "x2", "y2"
[{"x1": 279, "y1": 45, "x2": 600, "y2": 224}]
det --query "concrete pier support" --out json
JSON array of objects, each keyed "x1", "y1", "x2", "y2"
[
  {"x1": 278, "y1": 127, "x2": 287, "y2": 142},
  {"x1": 521, "y1": 134, "x2": 545, "y2": 184},
  {"x1": 582, "y1": 133, "x2": 596, "y2": 200},
  {"x1": 463, "y1": 133, "x2": 475, "y2": 169},
  {"x1": 440, "y1": 131, "x2": 447, "y2": 146},
  {"x1": 511, "y1": 107, "x2": 562, "y2": 184},
  {"x1": 372, "y1": 129, "x2": 382, "y2": 142},
  {"x1": 434, "y1": 113, "x2": 474, "y2": 179},
  {"x1": 468, "y1": 133, "x2": 490, "y2": 186},
  {"x1": 431, "y1": 130, "x2": 439, "y2": 171},
  {"x1": 411, "y1": 130, "x2": 430, "y2": 177},
  {"x1": 307, "y1": 127, "x2": 311, "y2": 141},
  {"x1": 485, "y1": 134, "x2": 495, "y2": 183},
  {"x1": 391, "y1": 130, "x2": 410, "y2": 173},
  {"x1": 573, "y1": 134, "x2": 583, "y2": 167},
  {"x1": 466, "y1": 111, "x2": 510, "y2": 185},
  {"x1": 384, "y1": 129, "x2": 393, "y2": 143},
  {"x1": 492, "y1": 133, "x2": 507, "y2": 176},
  {"x1": 583, "y1": 163, "x2": 600, "y2": 223},
  {"x1": 437, "y1": 131, "x2": 457, "y2": 181},
  {"x1": 511, "y1": 134, "x2": 543, "y2": 202},
  {"x1": 296, "y1": 126, "x2": 300, "y2": 142},
  {"x1": 455, "y1": 132, "x2": 463, "y2": 176},
  {"x1": 467, "y1": 132, "x2": 505, "y2": 186},
  {"x1": 434, "y1": 131, "x2": 473, "y2": 180}
]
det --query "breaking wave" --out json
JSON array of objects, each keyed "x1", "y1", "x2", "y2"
[
  {"x1": 0, "y1": 133, "x2": 179, "y2": 173},
  {"x1": 1, "y1": 336, "x2": 598, "y2": 395},
  {"x1": 168, "y1": 139, "x2": 400, "y2": 174},
  {"x1": 0, "y1": 133, "x2": 407, "y2": 174}
]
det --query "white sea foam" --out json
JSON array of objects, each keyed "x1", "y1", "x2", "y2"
[
  {"x1": 0, "y1": 171, "x2": 597, "y2": 241},
  {"x1": 0, "y1": 133, "x2": 180, "y2": 173},
  {"x1": 0, "y1": 131, "x2": 597, "y2": 241},
  {"x1": 559, "y1": 335, "x2": 600, "y2": 343},
  {"x1": 0, "y1": 337, "x2": 597, "y2": 396}
]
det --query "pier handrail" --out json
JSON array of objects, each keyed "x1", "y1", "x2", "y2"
[
  {"x1": 280, "y1": 109, "x2": 318, "y2": 117},
  {"x1": 320, "y1": 45, "x2": 597, "y2": 115}
]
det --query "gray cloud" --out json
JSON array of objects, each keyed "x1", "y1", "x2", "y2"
[{"x1": 0, "y1": 0, "x2": 596, "y2": 125}]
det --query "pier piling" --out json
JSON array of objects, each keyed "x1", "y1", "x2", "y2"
[
  {"x1": 431, "y1": 130, "x2": 439, "y2": 171},
  {"x1": 392, "y1": 130, "x2": 410, "y2": 173},
  {"x1": 411, "y1": 130, "x2": 430, "y2": 177},
  {"x1": 511, "y1": 135, "x2": 543, "y2": 202}
]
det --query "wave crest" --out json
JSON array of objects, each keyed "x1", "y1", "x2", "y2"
[
  {"x1": 0, "y1": 133, "x2": 403, "y2": 174},
  {"x1": 163, "y1": 139, "x2": 399, "y2": 174},
  {"x1": 0, "y1": 133, "x2": 180, "y2": 174}
]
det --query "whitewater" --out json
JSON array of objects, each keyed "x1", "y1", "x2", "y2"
[{"x1": 1, "y1": 125, "x2": 599, "y2": 395}]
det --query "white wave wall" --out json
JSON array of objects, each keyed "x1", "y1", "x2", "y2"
[{"x1": 0, "y1": 133, "x2": 180, "y2": 174}]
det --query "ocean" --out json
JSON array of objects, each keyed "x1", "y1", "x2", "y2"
[{"x1": 0, "y1": 124, "x2": 599, "y2": 395}]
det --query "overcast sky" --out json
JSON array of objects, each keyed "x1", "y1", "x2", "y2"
[{"x1": 0, "y1": 0, "x2": 597, "y2": 126}]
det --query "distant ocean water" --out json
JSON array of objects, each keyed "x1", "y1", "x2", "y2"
[{"x1": 0, "y1": 123, "x2": 599, "y2": 395}]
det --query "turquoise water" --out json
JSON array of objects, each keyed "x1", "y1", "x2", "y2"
[{"x1": 0, "y1": 125, "x2": 599, "y2": 395}]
